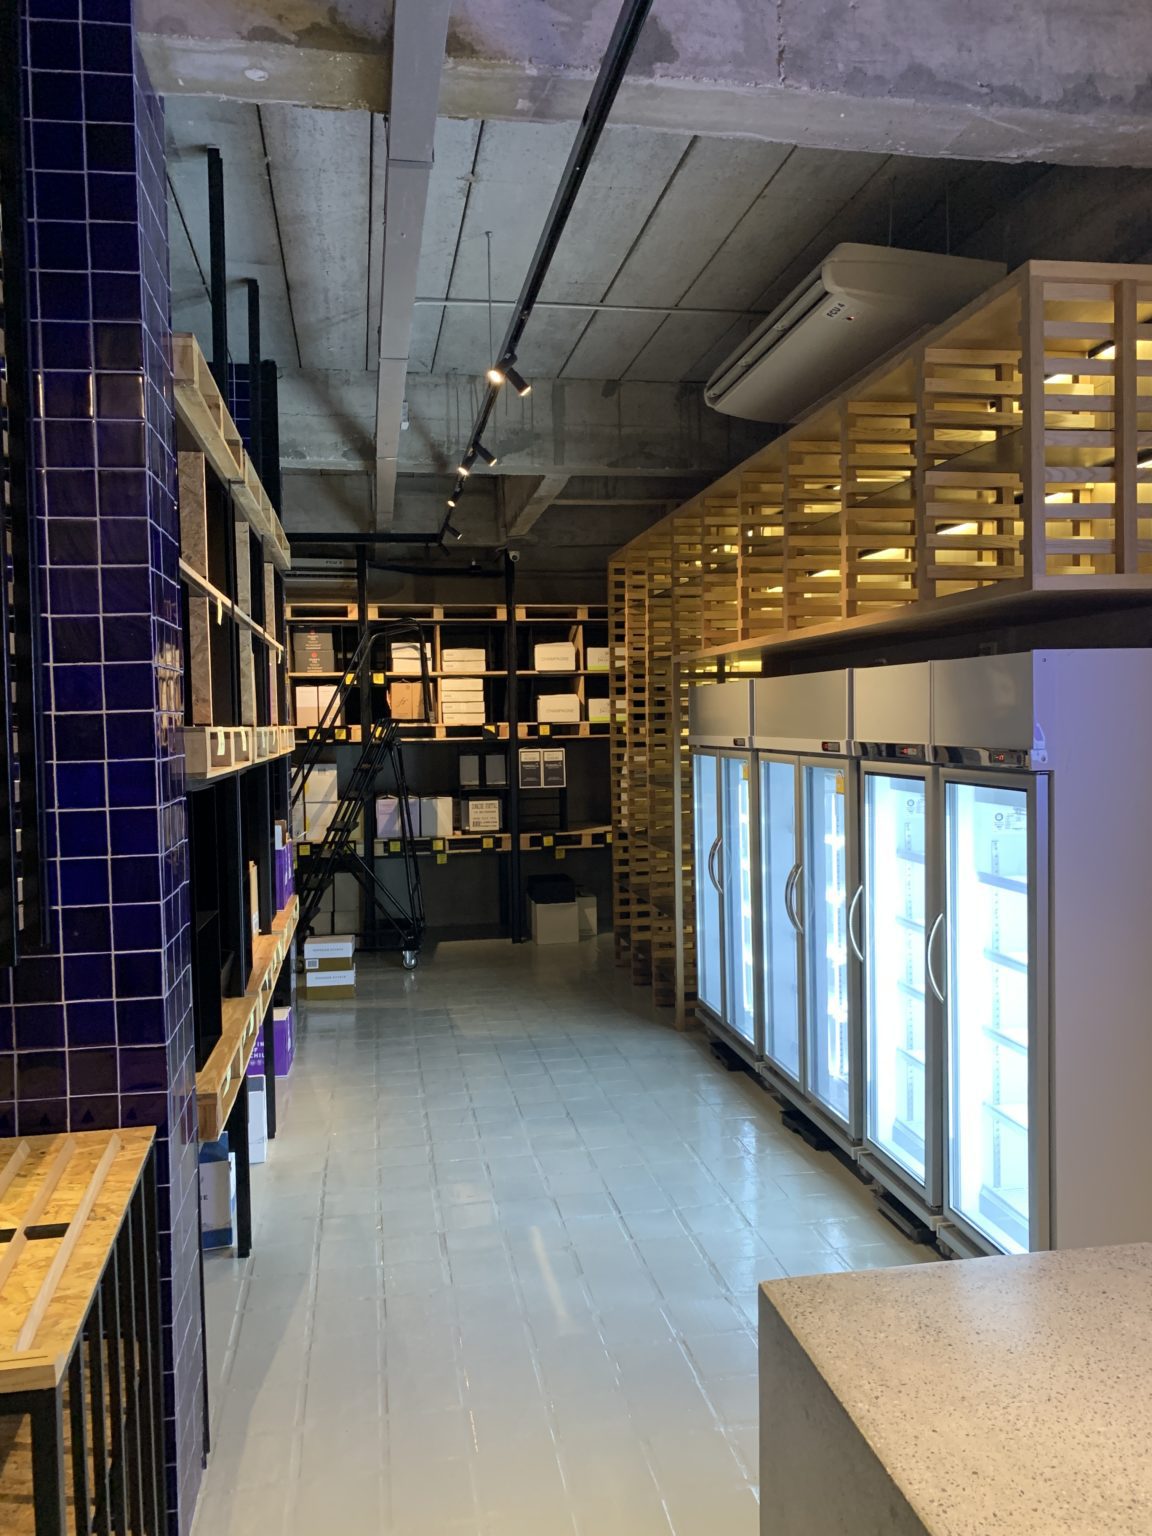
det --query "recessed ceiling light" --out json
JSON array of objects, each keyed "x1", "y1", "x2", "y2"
[{"x1": 244, "y1": 67, "x2": 269, "y2": 82}]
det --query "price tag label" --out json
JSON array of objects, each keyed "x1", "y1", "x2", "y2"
[
  {"x1": 540, "y1": 724, "x2": 551, "y2": 736},
  {"x1": 389, "y1": 840, "x2": 401, "y2": 853},
  {"x1": 482, "y1": 837, "x2": 493, "y2": 849},
  {"x1": 555, "y1": 848, "x2": 566, "y2": 861},
  {"x1": 433, "y1": 838, "x2": 445, "y2": 851},
  {"x1": 543, "y1": 835, "x2": 554, "y2": 847},
  {"x1": 436, "y1": 853, "x2": 447, "y2": 865},
  {"x1": 372, "y1": 672, "x2": 384, "y2": 685}
]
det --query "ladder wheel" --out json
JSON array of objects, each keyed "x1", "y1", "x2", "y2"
[{"x1": 402, "y1": 949, "x2": 419, "y2": 970}]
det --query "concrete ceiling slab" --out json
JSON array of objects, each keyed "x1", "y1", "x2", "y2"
[
  {"x1": 560, "y1": 310, "x2": 664, "y2": 380},
  {"x1": 625, "y1": 311, "x2": 747, "y2": 383}
]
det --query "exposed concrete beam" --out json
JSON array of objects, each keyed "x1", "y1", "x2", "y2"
[
  {"x1": 504, "y1": 474, "x2": 569, "y2": 540},
  {"x1": 140, "y1": 1, "x2": 1152, "y2": 167},
  {"x1": 276, "y1": 369, "x2": 767, "y2": 477},
  {"x1": 374, "y1": 0, "x2": 452, "y2": 528}
]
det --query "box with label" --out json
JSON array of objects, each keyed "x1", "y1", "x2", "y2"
[
  {"x1": 461, "y1": 797, "x2": 501, "y2": 833},
  {"x1": 483, "y1": 755, "x2": 507, "y2": 786},
  {"x1": 390, "y1": 641, "x2": 432, "y2": 676},
  {"x1": 419, "y1": 796, "x2": 453, "y2": 838},
  {"x1": 586, "y1": 697, "x2": 611, "y2": 724},
  {"x1": 537, "y1": 694, "x2": 581, "y2": 723},
  {"x1": 586, "y1": 646, "x2": 610, "y2": 672},
  {"x1": 294, "y1": 684, "x2": 318, "y2": 727},
  {"x1": 304, "y1": 933, "x2": 356, "y2": 965},
  {"x1": 249, "y1": 1005, "x2": 295, "y2": 1078},
  {"x1": 440, "y1": 677, "x2": 484, "y2": 699},
  {"x1": 388, "y1": 680, "x2": 427, "y2": 720},
  {"x1": 293, "y1": 628, "x2": 336, "y2": 673},
  {"x1": 530, "y1": 898, "x2": 579, "y2": 945},
  {"x1": 442, "y1": 647, "x2": 487, "y2": 673},
  {"x1": 459, "y1": 753, "x2": 481, "y2": 787},
  {"x1": 248, "y1": 1075, "x2": 268, "y2": 1164},
  {"x1": 304, "y1": 967, "x2": 356, "y2": 999},
  {"x1": 534, "y1": 642, "x2": 577, "y2": 672},
  {"x1": 199, "y1": 1136, "x2": 236, "y2": 1251}
]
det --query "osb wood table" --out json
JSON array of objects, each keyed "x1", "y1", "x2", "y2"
[{"x1": 0, "y1": 1130, "x2": 166, "y2": 1535}]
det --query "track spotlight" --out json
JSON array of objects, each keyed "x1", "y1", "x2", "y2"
[
  {"x1": 445, "y1": 522, "x2": 462, "y2": 541},
  {"x1": 446, "y1": 493, "x2": 457, "y2": 509},
  {"x1": 475, "y1": 443, "x2": 498, "y2": 467},
  {"x1": 505, "y1": 365, "x2": 531, "y2": 397},
  {"x1": 486, "y1": 364, "x2": 507, "y2": 386},
  {"x1": 458, "y1": 449, "x2": 476, "y2": 477}
]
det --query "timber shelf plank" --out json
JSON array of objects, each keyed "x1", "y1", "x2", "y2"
[
  {"x1": 196, "y1": 897, "x2": 298, "y2": 1142},
  {"x1": 184, "y1": 724, "x2": 296, "y2": 782}
]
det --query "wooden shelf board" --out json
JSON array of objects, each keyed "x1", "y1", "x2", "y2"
[
  {"x1": 184, "y1": 724, "x2": 296, "y2": 782},
  {"x1": 196, "y1": 897, "x2": 299, "y2": 1142}
]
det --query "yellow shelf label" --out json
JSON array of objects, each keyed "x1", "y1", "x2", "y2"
[
  {"x1": 436, "y1": 853, "x2": 447, "y2": 865},
  {"x1": 299, "y1": 844, "x2": 311, "y2": 858},
  {"x1": 555, "y1": 848, "x2": 566, "y2": 860},
  {"x1": 540, "y1": 724, "x2": 551, "y2": 736},
  {"x1": 389, "y1": 839, "x2": 401, "y2": 853},
  {"x1": 543, "y1": 835, "x2": 554, "y2": 847},
  {"x1": 433, "y1": 838, "x2": 445, "y2": 851},
  {"x1": 371, "y1": 672, "x2": 384, "y2": 685},
  {"x1": 482, "y1": 837, "x2": 493, "y2": 849}
]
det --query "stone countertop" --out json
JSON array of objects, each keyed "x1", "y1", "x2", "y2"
[{"x1": 761, "y1": 1244, "x2": 1152, "y2": 1535}]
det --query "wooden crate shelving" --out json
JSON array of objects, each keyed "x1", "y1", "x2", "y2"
[{"x1": 610, "y1": 261, "x2": 1152, "y2": 1017}]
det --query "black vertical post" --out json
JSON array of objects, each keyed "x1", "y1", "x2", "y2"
[
  {"x1": 28, "y1": 1392, "x2": 66, "y2": 1536},
  {"x1": 357, "y1": 546, "x2": 375, "y2": 950},
  {"x1": 246, "y1": 278, "x2": 264, "y2": 481},
  {"x1": 504, "y1": 553, "x2": 523, "y2": 942},
  {"x1": 263, "y1": 1002, "x2": 278, "y2": 1140},
  {"x1": 207, "y1": 147, "x2": 228, "y2": 398},
  {"x1": 231, "y1": 1079, "x2": 253, "y2": 1259},
  {"x1": 260, "y1": 360, "x2": 282, "y2": 513}
]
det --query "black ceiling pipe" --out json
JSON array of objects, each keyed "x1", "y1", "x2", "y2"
[
  {"x1": 438, "y1": 0, "x2": 655, "y2": 544},
  {"x1": 246, "y1": 279, "x2": 263, "y2": 484},
  {"x1": 207, "y1": 147, "x2": 228, "y2": 398},
  {"x1": 287, "y1": 531, "x2": 442, "y2": 545}
]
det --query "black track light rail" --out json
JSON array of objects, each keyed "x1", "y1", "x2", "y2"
[{"x1": 437, "y1": 0, "x2": 656, "y2": 545}]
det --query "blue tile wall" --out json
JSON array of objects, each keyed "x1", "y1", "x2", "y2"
[{"x1": 10, "y1": 2, "x2": 203, "y2": 1531}]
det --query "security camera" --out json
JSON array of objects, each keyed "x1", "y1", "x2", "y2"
[{"x1": 508, "y1": 549, "x2": 521, "y2": 563}]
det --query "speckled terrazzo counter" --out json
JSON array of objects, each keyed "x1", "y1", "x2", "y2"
[{"x1": 759, "y1": 1244, "x2": 1152, "y2": 1536}]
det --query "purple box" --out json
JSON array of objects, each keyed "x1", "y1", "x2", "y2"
[
  {"x1": 274, "y1": 844, "x2": 295, "y2": 912},
  {"x1": 248, "y1": 1006, "x2": 295, "y2": 1079}
]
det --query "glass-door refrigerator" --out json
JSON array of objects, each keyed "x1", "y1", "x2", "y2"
[
  {"x1": 688, "y1": 682, "x2": 759, "y2": 1059},
  {"x1": 751, "y1": 673, "x2": 860, "y2": 1150},
  {"x1": 851, "y1": 662, "x2": 943, "y2": 1221}
]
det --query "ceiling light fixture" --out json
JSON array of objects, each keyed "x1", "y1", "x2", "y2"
[
  {"x1": 486, "y1": 363, "x2": 507, "y2": 386},
  {"x1": 505, "y1": 365, "x2": 531, "y2": 397},
  {"x1": 475, "y1": 443, "x2": 498, "y2": 467},
  {"x1": 458, "y1": 450, "x2": 476, "y2": 478},
  {"x1": 446, "y1": 522, "x2": 462, "y2": 541}
]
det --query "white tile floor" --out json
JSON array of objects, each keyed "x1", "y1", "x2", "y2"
[{"x1": 195, "y1": 937, "x2": 933, "y2": 1536}]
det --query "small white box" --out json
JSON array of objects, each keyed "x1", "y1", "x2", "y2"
[
  {"x1": 530, "y1": 899, "x2": 579, "y2": 944},
  {"x1": 199, "y1": 1141, "x2": 236, "y2": 1251},
  {"x1": 586, "y1": 646, "x2": 610, "y2": 672},
  {"x1": 299, "y1": 766, "x2": 338, "y2": 841},
  {"x1": 248, "y1": 1075, "x2": 268, "y2": 1164},
  {"x1": 534, "y1": 642, "x2": 577, "y2": 672},
  {"x1": 442, "y1": 711, "x2": 486, "y2": 725},
  {"x1": 440, "y1": 677, "x2": 485, "y2": 699},
  {"x1": 390, "y1": 642, "x2": 432, "y2": 676},
  {"x1": 537, "y1": 694, "x2": 581, "y2": 723},
  {"x1": 295, "y1": 684, "x2": 318, "y2": 727},
  {"x1": 586, "y1": 698, "x2": 611, "y2": 723},
  {"x1": 303, "y1": 934, "x2": 356, "y2": 964},
  {"x1": 461, "y1": 798, "x2": 501, "y2": 832},
  {"x1": 442, "y1": 648, "x2": 487, "y2": 673},
  {"x1": 419, "y1": 796, "x2": 454, "y2": 838},
  {"x1": 375, "y1": 795, "x2": 421, "y2": 837},
  {"x1": 576, "y1": 892, "x2": 598, "y2": 938},
  {"x1": 304, "y1": 968, "x2": 356, "y2": 998}
]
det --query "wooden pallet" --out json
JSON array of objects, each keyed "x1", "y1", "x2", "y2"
[{"x1": 196, "y1": 898, "x2": 298, "y2": 1142}]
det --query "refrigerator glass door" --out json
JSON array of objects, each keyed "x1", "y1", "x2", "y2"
[
  {"x1": 802, "y1": 763, "x2": 851, "y2": 1124},
  {"x1": 945, "y1": 779, "x2": 1031, "y2": 1254},
  {"x1": 760, "y1": 757, "x2": 800, "y2": 1080},
  {"x1": 721, "y1": 757, "x2": 756, "y2": 1045},
  {"x1": 864, "y1": 771, "x2": 928, "y2": 1186},
  {"x1": 693, "y1": 753, "x2": 723, "y2": 1021}
]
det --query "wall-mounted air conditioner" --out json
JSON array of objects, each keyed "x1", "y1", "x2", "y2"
[{"x1": 704, "y1": 244, "x2": 1006, "y2": 424}]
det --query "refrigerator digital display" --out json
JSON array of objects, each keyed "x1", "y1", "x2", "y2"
[
  {"x1": 864, "y1": 772, "x2": 928, "y2": 1186},
  {"x1": 804, "y1": 765, "x2": 850, "y2": 1124},
  {"x1": 946, "y1": 780, "x2": 1031, "y2": 1254}
]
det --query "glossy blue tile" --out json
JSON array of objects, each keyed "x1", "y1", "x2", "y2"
[
  {"x1": 71, "y1": 1047, "x2": 118, "y2": 1094},
  {"x1": 63, "y1": 950, "x2": 114, "y2": 999},
  {"x1": 114, "y1": 949, "x2": 163, "y2": 999},
  {"x1": 92, "y1": 320, "x2": 141, "y2": 368},
  {"x1": 70, "y1": 1095, "x2": 120, "y2": 1131},
  {"x1": 119, "y1": 1045, "x2": 167, "y2": 1094},
  {"x1": 19, "y1": 1099, "x2": 70, "y2": 1135},
  {"x1": 0, "y1": 1104, "x2": 17, "y2": 1140},
  {"x1": 109, "y1": 807, "x2": 157, "y2": 856},
  {"x1": 66, "y1": 1000, "x2": 116, "y2": 1047},
  {"x1": 47, "y1": 519, "x2": 99, "y2": 563},
  {"x1": 56, "y1": 810, "x2": 107, "y2": 858},
  {"x1": 0, "y1": 1059, "x2": 13, "y2": 1101},
  {"x1": 103, "y1": 710, "x2": 155, "y2": 757},
  {"x1": 97, "y1": 467, "x2": 147, "y2": 514},
  {"x1": 31, "y1": 120, "x2": 84, "y2": 170},
  {"x1": 41, "y1": 371, "x2": 93, "y2": 418},
  {"x1": 42, "y1": 419, "x2": 95, "y2": 468},
  {"x1": 51, "y1": 614, "x2": 102, "y2": 660},
  {"x1": 82, "y1": 73, "x2": 134, "y2": 122},
  {"x1": 17, "y1": 1053, "x2": 68, "y2": 1100},
  {"x1": 88, "y1": 220, "x2": 138, "y2": 271},
  {"x1": 96, "y1": 420, "x2": 145, "y2": 467},
  {"x1": 48, "y1": 565, "x2": 100, "y2": 612},
  {"x1": 111, "y1": 854, "x2": 160, "y2": 904},
  {"x1": 86, "y1": 173, "x2": 137, "y2": 224},
  {"x1": 80, "y1": 20, "x2": 134, "y2": 73},
  {"x1": 52, "y1": 662, "x2": 103, "y2": 711},
  {"x1": 55, "y1": 760, "x2": 106, "y2": 809},
  {"x1": 15, "y1": 1004, "x2": 65, "y2": 1050},
  {"x1": 96, "y1": 372, "x2": 143, "y2": 417},
  {"x1": 28, "y1": 20, "x2": 82, "y2": 71},
  {"x1": 31, "y1": 170, "x2": 87, "y2": 221},
  {"x1": 57, "y1": 856, "x2": 109, "y2": 905},
  {"x1": 13, "y1": 958, "x2": 63, "y2": 1005},
  {"x1": 114, "y1": 901, "x2": 163, "y2": 952},
  {"x1": 107, "y1": 759, "x2": 155, "y2": 807},
  {"x1": 99, "y1": 517, "x2": 147, "y2": 563},
  {"x1": 59, "y1": 905, "x2": 112, "y2": 953}
]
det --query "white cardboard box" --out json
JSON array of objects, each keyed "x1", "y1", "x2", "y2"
[
  {"x1": 294, "y1": 766, "x2": 338, "y2": 841},
  {"x1": 304, "y1": 968, "x2": 356, "y2": 999},
  {"x1": 586, "y1": 646, "x2": 610, "y2": 672},
  {"x1": 442, "y1": 648, "x2": 487, "y2": 672},
  {"x1": 248, "y1": 1075, "x2": 268, "y2": 1164},
  {"x1": 419, "y1": 796, "x2": 454, "y2": 837},
  {"x1": 295, "y1": 683, "x2": 318, "y2": 727},
  {"x1": 390, "y1": 642, "x2": 432, "y2": 676},
  {"x1": 376, "y1": 795, "x2": 421, "y2": 837},
  {"x1": 576, "y1": 892, "x2": 598, "y2": 938},
  {"x1": 537, "y1": 694, "x2": 581, "y2": 723},
  {"x1": 304, "y1": 934, "x2": 356, "y2": 964},
  {"x1": 586, "y1": 698, "x2": 611, "y2": 723},
  {"x1": 442, "y1": 711, "x2": 486, "y2": 725},
  {"x1": 461, "y1": 798, "x2": 501, "y2": 832},
  {"x1": 440, "y1": 677, "x2": 484, "y2": 699},
  {"x1": 534, "y1": 642, "x2": 577, "y2": 672},
  {"x1": 199, "y1": 1142, "x2": 236, "y2": 1250},
  {"x1": 530, "y1": 898, "x2": 579, "y2": 944}
]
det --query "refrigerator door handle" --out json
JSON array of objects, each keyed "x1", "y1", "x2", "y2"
[
  {"x1": 783, "y1": 862, "x2": 800, "y2": 932},
  {"x1": 792, "y1": 863, "x2": 806, "y2": 935},
  {"x1": 714, "y1": 837, "x2": 727, "y2": 896},
  {"x1": 848, "y1": 883, "x2": 865, "y2": 963},
  {"x1": 706, "y1": 834, "x2": 722, "y2": 894},
  {"x1": 926, "y1": 911, "x2": 947, "y2": 1003}
]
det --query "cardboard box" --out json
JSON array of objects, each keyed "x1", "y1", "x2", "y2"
[
  {"x1": 304, "y1": 933, "x2": 356, "y2": 964},
  {"x1": 376, "y1": 795, "x2": 420, "y2": 837},
  {"x1": 461, "y1": 797, "x2": 501, "y2": 833},
  {"x1": 586, "y1": 646, "x2": 610, "y2": 672},
  {"x1": 249, "y1": 1005, "x2": 295, "y2": 1078},
  {"x1": 419, "y1": 796, "x2": 453, "y2": 838},
  {"x1": 459, "y1": 753, "x2": 481, "y2": 787},
  {"x1": 274, "y1": 843, "x2": 294, "y2": 911},
  {"x1": 537, "y1": 694, "x2": 581, "y2": 723},
  {"x1": 442, "y1": 648, "x2": 487, "y2": 673},
  {"x1": 586, "y1": 697, "x2": 611, "y2": 723},
  {"x1": 274, "y1": 819, "x2": 288, "y2": 850},
  {"x1": 390, "y1": 642, "x2": 432, "y2": 676},
  {"x1": 299, "y1": 766, "x2": 338, "y2": 842},
  {"x1": 247, "y1": 861, "x2": 259, "y2": 936},
  {"x1": 534, "y1": 641, "x2": 577, "y2": 672},
  {"x1": 440, "y1": 677, "x2": 484, "y2": 699},
  {"x1": 293, "y1": 628, "x2": 336, "y2": 673},
  {"x1": 304, "y1": 967, "x2": 356, "y2": 999},
  {"x1": 199, "y1": 1137, "x2": 236, "y2": 1251},
  {"x1": 295, "y1": 683, "x2": 319, "y2": 727},
  {"x1": 576, "y1": 891, "x2": 598, "y2": 938},
  {"x1": 248, "y1": 1075, "x2": 268, "y2": 1165},
  {"x1": 388, "y1": 680, "x2": 426, "y2": 720},
  {"x1": 530, "y1": 898, "x2": 579, "y2": 945},
  {"x1": 484, "y1": 755, "x2": 507, "y2": 787}
]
